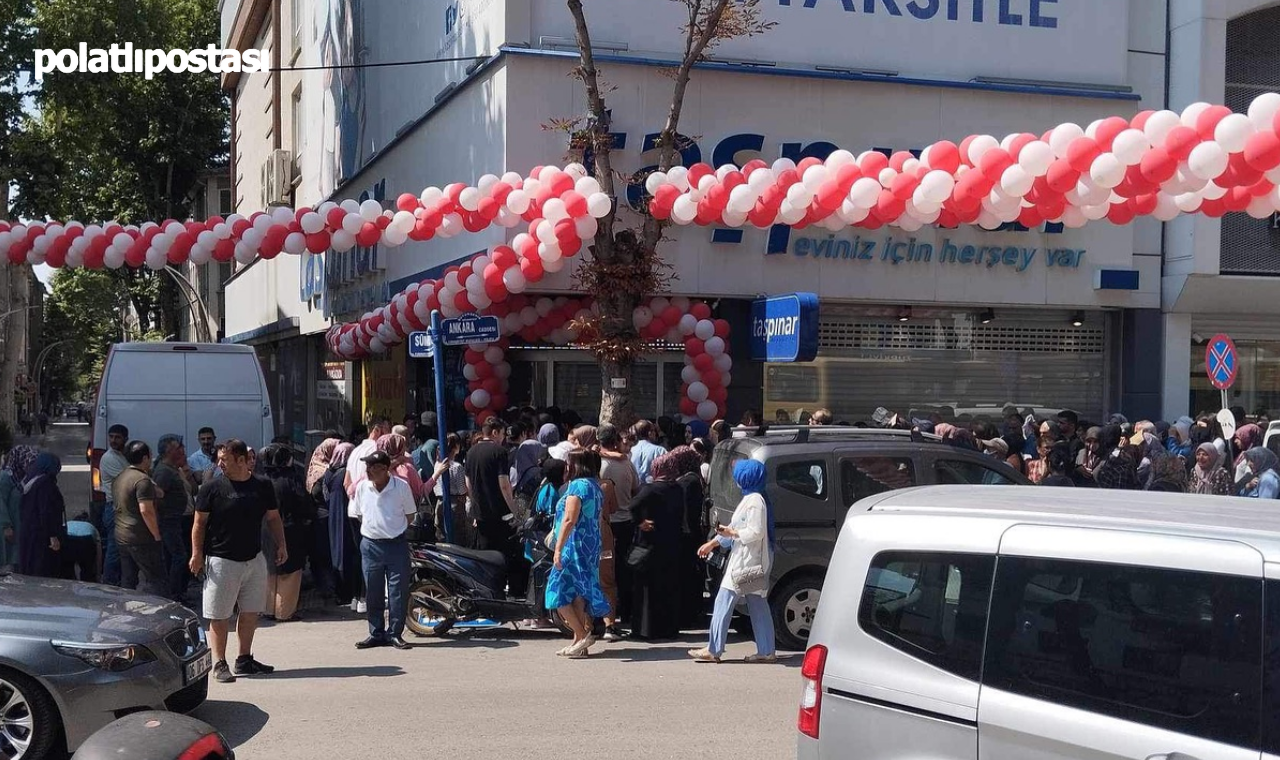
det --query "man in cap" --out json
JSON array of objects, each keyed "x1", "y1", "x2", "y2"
[{"x1": 349, "y1": 450, "x2": 417, "y2": 650}]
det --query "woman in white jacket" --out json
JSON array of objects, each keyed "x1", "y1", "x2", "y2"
[{"x1": 689, "y1": 459, "x2": 776, "y2": 663}]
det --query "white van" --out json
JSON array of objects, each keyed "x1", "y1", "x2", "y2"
[
  {"x1": 89, "y1": 343, "x2": 274, "y2": 491},
  {"x1": 799, "y1": 485, "x2": 1279, "y2": 760}
]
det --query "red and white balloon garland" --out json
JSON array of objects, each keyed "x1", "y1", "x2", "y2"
[
  {"x1": 334, "y1": 291, "x2": 730, "y2": 425},
  {"x1": 645, "y1": 94, "x2": 1280, "y2": 231},
  {"x1": 0, "y1": 164, "x2": 612, "y2": 269}
]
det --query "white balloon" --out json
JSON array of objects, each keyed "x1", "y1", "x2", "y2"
[
  {"x1": 505, "y1": 189, "x2": 530, "y2": 215},
  {"x1": 1112, "y1": 129, "x2": 1150, "y2": 166},
  {"x1": 520, "y1": 306, "x2": 539, "y2": 327},
  {"x1": 632, "y1": 306, "x2": 653, "y2": 328},
  {"x1": 331, "y1": 229, "x2": 356, "y2": 252},
  {"x1": 575, "y1": 176, "x2": 602, "y2": 197},
  {"x1": 1143, "y1": 110, "x2": 1181, "y2": 145},
  {"x1": 967, "y1": 135, "x2": 999, "y2": 165},
  {"x1": 678, "y1": 313, "x2": 698, "y2": 335},
  {"x1": 359, "y1": 199, "x2": 382, "y2": 221},
  {"x1": 1090, "y1": 153, "x2": 1125, "y2": 188},
  {"x1": 672, "y1": 195, "x2": 697, "y2": 224},
  {"x1": 104, "y1": 246, "x2": 126, "y2": 269},
  {"x1": 1049, "y1": 124, "x2": 1085, "y2": 158},
  {"x1": 502, "y1": 267, "x2": 527, "y2": 293},
  {"x1": 849, "y1": 177, "x2": 882, "y2": 209},
  {"x1": 999, "y1": 164, "x2": 1034, "y2": 197},
  {"x1": 1201, "y1": 181, "x2": 1228, "y2": 200},
  {"x1": 920, "y1": 171, "x2": 955, "y2": 204},
  {"x1": 458, "y1": 187, "x2": 482, "y2": 212},
  {"x1": 340, "y1": 199, "x2": 361, "y2": 214},
  {"x1": 300, "y1": 212, "x2": 325, "y2": 234},
  {"x1": 696, "y1": 400, "x2": 718, "y2": 422},
  {"x1": 1180, "y1": 101, "x2": 1211, "y2": 128},
  {"x1": 1017, "y1": 141, "x2": 1054, "y2": 176},
  {"x1": 392, "y1": 210, "x2": 415, "y2": 233},
  {"x1": 189, "y1": 244, "x2": 213, "y2": 265},
  {"x1": 687, "y1": 382, "x2": 710, "y2": 403},
  {"x1": 470, "y1": 389, "x2": 491, "y2": 409},
  {"x1": 801, "y1": 165, "x2": 830, "y2": 192},
  {"x1": 587, "y1": 193, "x2": 611, "y2": 219},
  {"x1": 826, "y1": 149, "x2": 856, "y2": 168},
  {"x1": 713, "y1": 353, "x2": 733, "y2": 372},
  {"x1": 145, "y1": 248, "x2": 168, "y2": 270},
  {"x1": 284, "y1": 232, "x2": 307, "y2": 255},
  {"x1": 645, "y1": 172, "x2": 668, "y2": 195},
  {"x1": 538, "y1": 243, "x2": 562, "y2": 263},
  {"x1": 1174, "y1": 192, "x2": 1203, "y2": 213},
  {"x1": 694, "y1": 319, "x2": 715, "y2": 341},
  {"x1": 484, "y1": 346, "x2": 504, "y2": 364},
  {"x1": 1249, "y1": 92, "x2": 1280, "y2": 132},
  {"x1": 439, "y1": 214, "x2": 463, "y2": 237},
  {"x1": 1214, "y1": 113, "x2": 1254, "y2": 154},
  {"x1": 574, "y1": 215, "x2": 599, "y2": 240},
  {"x1": 341, "y1": 213, "x2": 364, "y2": 235},
  {"x1": 1188, "y1": 141, "x2": 1228, "y2": 180},
  {"x1": 704, "y1": 336, "x2": 726, "y2": 356},
  {"x1": 494, "y1": 362, "x2": 512, "y2": 380}
]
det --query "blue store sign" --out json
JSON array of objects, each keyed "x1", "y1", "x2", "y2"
[{"x1": 750, "y1": 292, "x2": 820, "y2": 363}]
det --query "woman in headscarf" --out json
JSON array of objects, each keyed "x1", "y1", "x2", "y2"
[
  {"x1": 261, "y1": 444, "x2": 315, "y2": 621},
  {"x1": 685, "y1": 420, "x2": 710, "y2": 445},
  {"x1": 376, "y1": 433, "x2": 426, "y2": 501},
  {"x1": 659, "y1": 445, "x2": 708, "y2": 630},
  {"x1": 1167, "y1": 419, "x2": 1194, "y2": 461},
  {"x1": 546, "y1": 449, "x2": 611, "y2": 658},
  {"x1": 570, "y1": 425, "x2": 598, "y2": 452},
  {"x1": 1092, "y1": 424, "x2": 1139, "y2": 490},
  {"x1": 628, "y1": 448, "x2": 687, "y2": 640},
  {"x1": 1074, "y1": 426, "x2": 1102, "y2": 485},
  {"x1": 1240, "y1": 447, "x2": 1280, "y2": 498},
  {"x1": 509, "y1": 423, "x2": 547, "y2": 503},
  {"x1": 690, "y1": 459, "x2": 776, "y2": 663},
  {"x1": 325, "y1": 442, "x2": 363, "y2": 609},
  {"x1": 1134, "y1": 433, "x2": 1187, "y2": 492},
  {"x1": 304, "y1": 436, "x2": 340, "y2": 601},
  {"x1": 306, "y1": 437, "x2": 340, "y2": 498},
  {"x1": 709, "y1": 420, "x2": 729, "y2": 445},
  {"x1": 0, "y1": 446, "x2": 35, "y2": 572},
  {"x1": 1190, "y1": 442, "x2": 1233, "y2": 496},
  {"x1": 18, "y1": 453, "x2": 65, "y2": 578},
  {"x1": 1233, "y1": 424, "x2": 1264, "y2": 490}
]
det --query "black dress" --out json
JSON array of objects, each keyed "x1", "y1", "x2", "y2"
[
  {"x1": 629, "y1": 480, "x2": 685, "y2": 640},
  {"x1": 676, "y1": 473, "x2": 707, "y2": 629}
]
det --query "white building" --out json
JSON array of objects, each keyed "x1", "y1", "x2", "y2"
[{"x1": 218, "y1": 0, "x2": 1268, "y2": 432}]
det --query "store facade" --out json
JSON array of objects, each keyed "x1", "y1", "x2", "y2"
[{"x1": 224, "y1": 0, "x2": 1166, "y2": 428}]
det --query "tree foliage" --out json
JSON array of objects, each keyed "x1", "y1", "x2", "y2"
[
  {"x1": 12, "y1": 0, "x2": 228, "y2": 336},
  {"x1": 44, "y1": 268, "x2": 126, "y2": 392}
]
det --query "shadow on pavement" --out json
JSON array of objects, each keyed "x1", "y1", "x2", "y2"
[
  {"x1": 193, "y1": 700, "x2": 269, "y2": 747},
  {"x1": 404, "y1": 636, "x2": 520, "y2": 650},
  {"x1": 263, "y1": 665, "x2": 407, "y2": 679}
]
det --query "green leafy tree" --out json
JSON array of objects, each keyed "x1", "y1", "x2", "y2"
[
  {"x1": 12, "y1": 0, "x2": 228, "y2": 335},
  {"x1": 44, "y1": 268, "x2": 127, "y2": 392}
]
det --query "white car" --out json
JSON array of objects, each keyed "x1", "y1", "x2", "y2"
[{"x1": 798, "y1": 485, "x2": 1276, "y2": 760}]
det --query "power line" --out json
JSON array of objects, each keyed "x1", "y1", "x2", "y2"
[{"x1": 268, "y1": 54, "x2": 490, "y2": 73}]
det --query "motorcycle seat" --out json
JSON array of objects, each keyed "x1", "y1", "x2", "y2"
[{"x1": 434, "y1": 543, "x2": 507, "y2": 568}]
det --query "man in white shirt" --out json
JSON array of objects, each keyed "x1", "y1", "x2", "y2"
[
  {"x1": 349, "y1": 450, "x2": 416, "y2": 650},
  {"x1": 98, "y1": 424, "x2": 130, "y2": 586},
  {"x1": 345, "y1": 418, "x2": 390, "y2": 497}
]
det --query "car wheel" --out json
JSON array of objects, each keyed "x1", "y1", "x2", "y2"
[
  {"x1": 770, "y1": 574, "x2": 824, "y2": 652},
  {"x1": 0, "y1": 668, "x2": 58, "y2": 760},
  {"x1": 405, "y1": 580, "x2": 455, "y2": 637}
]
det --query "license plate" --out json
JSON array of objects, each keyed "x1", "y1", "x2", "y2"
[{"x1": 185, "y1": 651, "x2": 212, "y2": 683}]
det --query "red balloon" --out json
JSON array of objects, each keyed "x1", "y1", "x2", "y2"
[
  {"x1": 1094, "y1": 116, "x2": 1130, "y2": 149},
  {"x1": 661, "y1": 305, "x2": 682, "y2": 327},
  {"x1": 703, "y1": 371, "x2": 723, "y2": 388},
  {"x1": 978, "y1": 148, "x2": 1015, "y2": 182},
  {"x1": 795, "y1": 157, "x2": 822, "y2": 174},
  {"x1": 1164, "y1": 125, "x2": 1200, "y2": 161},
  {"x1": 709, "y1": 386, "x2": 728, "y2": 404},
  {"x1": 1106, "y1": 203, "x2": 1135, "y2": 225},
  {"x1": 477, "y1": 197, "x2": 500, "y2": 221},
  {"x1": 647, "y1": 317, "x2": 667, "y2": 338},
  {"x1": 464, "y1": 399, "x2": 478, "y2": 414},
  {"x1": 561, "y1": 191, "x2": 588, "y2": 218},
  {"x1": 859, "y1": 151, "x2": 889, "y2": 176},
  {"x1": 1066, "y1": 138, "x2": 1101, "y2": 173},
  {"x1": 1130, "y1": 110, "x2": 1155, "y2": 131},
  {"x1": 713, "y1": 319, "x2": 731, "y2": 339},
  {"x1": 213, "y1": 239, "x2": 235, "y2": 262},
  {"x1": 1139, "y1": 146, "x2": 1177, "y2": 183},
  {"x1": 305, "y1": 232, "x2": 330, "y2": 254},
  {"x1": 492, "y1": 245, "x2": 518, "y2": 269},
  {"x1": 889, "y1": 151, "x2": 913, "y2": 172},
  {"x1": 356, "y1": 222, "x2": 380, "y2": 248},
  {"x1": 690, "y1": 302, "x2": 712, "y2": 321},
  {"x1": 1017, "y1": 206, "x2": 1045, "y2": 229},
  {"x1": 684, "y1": 337, "x2": 705, "y2": 355},
  {"x1": 1249, "y1": 179, "x2": 1275, "y2": 197},
  {"x1": 679, "y1": 398, "x2": 696, "y2": 417},
  {"x1": 1131, "y1": 193, "x2": 1158, "y2": 216},
  {"x1": 455, "y1": 291, "x2": 474, "y2": 312},
  {"x1": 1228, "y1": 152, "x2": 1264, "y2": 186},
  {"x1": 1038, "y1": 195, "x2": 1066, "y2": 221},
  {"x1": 1245, "y1": 130, "x2": 1280, "y2": 172},
  {"x1": 520, "y1": 256, "x2": 544, "y2": 282},
  {"x1": 1194, "y1": 105, "x2": 1233, "y2": 140},
  {"x1": 1225, "y1": 186, "x2": 1253, "y2": 213},
  {"x1": 474, "y1": 361, "x2": 494, "y2": 379},
  {"x1": 875, "y1": 190, "x2": 905, "y2": 221},
  {"x1": 396, "y1": 193, "x2": 419, "y2": 212},
  {"x1": 888, "y1": 173, "x2": 918, "y2": 202},
  {"x1": 693, "y1": 353, "x2": 715, "y2": 373},
  {"x1": 1045, "y1": 160, "x2": 1080, "y2": 193},
  {"x1": 1201, "y1": 197, "x2": 1227, "y2": 217},
  {"x1": 928, "y1": 140, "x2": 961, "y2": 173}
]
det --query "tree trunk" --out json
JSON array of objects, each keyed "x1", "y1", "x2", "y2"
[
  {"x1": 0, "y1": 258, "x2": 12, "y2": 429},
  {"x1": 598, "y1": 357, "x2": 634, "y2": 430},
  {"x1": 4, "y1": 265, "x2": 31, "y2": 425}
]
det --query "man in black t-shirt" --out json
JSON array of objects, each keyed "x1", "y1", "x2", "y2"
[
  {"x1": 191, "y1": 438, "x2": 286, "y2": 684},
  {"x1": 464, "y1": 419, "x2": 527, "y2": 595}
]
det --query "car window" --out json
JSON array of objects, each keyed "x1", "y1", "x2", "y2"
[
  {"x1": 840, "y1": 457, "x2": 917, "y2": 507},
  {"x1": 709, "y1": 448, "x2": 750, "y2": 510},
  {"x1": 858, "y1": 551, "x2": 995, "y2": 681},
  {"x1": 934, "y1": 458, "x2": 1017, "y2": 486},
  {"x1": 776, "y1": 460, "x2": 827, "y2": 500},
  {"x1": 985, "y1": 557, "x2": 1261, "y2": 749}
]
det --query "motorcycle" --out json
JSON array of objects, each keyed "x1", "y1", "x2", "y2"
[{"x1": 405, "y1": 527, "x2": 567, "y2": 637}]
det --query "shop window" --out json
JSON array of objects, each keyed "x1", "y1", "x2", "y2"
[
  {"x1": 553, "y1": 362, "x2": 659, "y2": 422},
  {"x1": 934, "y1": 458, "x2": 1018, "y2": 486},
  {"x1": 985, "y1": 556, "x2": 1261, "y2": 748},
  {"x1": 840, "y1": 457, "x2": 916, "y2": 507},
  {"x1": 858, "y1": 551, "x2": 995, "y2": 681},
  {"x1": 776, "y1": 460, "x2": 827, "y2": 500}
]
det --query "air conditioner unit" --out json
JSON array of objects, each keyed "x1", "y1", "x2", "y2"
[{"x1": 261, "y1": 149, "x2": 294, "y2": 207}]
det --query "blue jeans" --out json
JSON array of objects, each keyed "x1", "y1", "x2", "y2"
[
  {"x1": 159, "y1": 518, "x2": 189, "y2": 600},
  {"x1": 360, "y1": 536, "x2": 410, "y2": 640},
  {"x1": 100, "y1": 501, "x2": 121, "y2": 586},
  {"x1": 709, "y1": 586, "x2": 776, "y2": 657}
]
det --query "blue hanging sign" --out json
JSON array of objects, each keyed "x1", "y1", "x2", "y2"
[
  {"x1": 408, "y1": 331, "x2": 435, "y2": 359},
  {"x1": 750, "y1": 292, "x2": 820, "y2": 363},
  {"x1": 441, "y1": 313, "x2": 501, "y2": 346}
]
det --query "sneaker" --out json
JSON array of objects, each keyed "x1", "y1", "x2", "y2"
[
  {"x1": 234, "y1": 655, "x2": 275, "y2": 676},
  {"x1": 349, "y1": 599, "x2": 358, "y2": 612},
  {"x1": 356, "y1": 600, "x2": 368, "y2": 614},
  {"x1": 213, "y1": 660, "x2": 236, "y2": 683},
  {"x1": 602, "y1": 625, "x2": 629, "y2": 642}
]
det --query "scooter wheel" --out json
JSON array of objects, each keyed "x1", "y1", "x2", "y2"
[{"x1": 407, "y1": 579, "x2": 455, "y2": 637}]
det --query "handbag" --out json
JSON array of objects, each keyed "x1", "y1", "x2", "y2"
[
  {"x1": 625, "y1": 540, "x2": 654, "y2": 573},
  {"x1": 731, "y1": 564, "x2": 768, "y2": 594}
]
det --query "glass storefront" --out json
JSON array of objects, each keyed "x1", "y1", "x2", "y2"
[
  {"x1": 765, "y1": 307, "x2": 1109, "y2": 426},
  {"x1": 512, "y1": 351, "x2": 687, "y2": 423}
]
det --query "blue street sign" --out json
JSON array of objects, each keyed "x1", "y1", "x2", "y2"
[
  {"x1": 408, "y1": 331, "x2": 434, "y2": 359},
  {"x1": 1206, "y1": 333, "x2": 1238, "y2": 391},
  {"x1": 441, "y1": 313, "x2": 501, "y2": 346},
  {"x1": 750, "y1": 292, "x2": 820, "y2": 363}
]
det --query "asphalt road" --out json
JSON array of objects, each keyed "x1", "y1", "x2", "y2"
[{"x1": 30, "y1": 422, "x2": 803, "y2": 759}]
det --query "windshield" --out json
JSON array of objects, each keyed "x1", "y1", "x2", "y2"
[{"x1": 709, "y1": 442, "x2": 753, "y2": 511}]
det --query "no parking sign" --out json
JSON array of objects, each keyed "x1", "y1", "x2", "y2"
[{"x1": 1205, "y1": 334, "x2": 1238, "y2": 391}]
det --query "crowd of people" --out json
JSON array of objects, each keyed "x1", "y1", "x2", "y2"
[{"x1": 875, "y1": 404, "x2": 1280, "y2": 496}]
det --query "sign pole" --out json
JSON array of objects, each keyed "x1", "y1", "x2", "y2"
[{"x1": 430, "y1": 309, "x2": 452, "y2": 543}]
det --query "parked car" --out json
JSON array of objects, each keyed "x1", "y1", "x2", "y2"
[
  {"x1": 798, "y1": 485, "x2": 1277, "y2": 760},
  {"x1": 707, "y1": 426, "x2": 1030, "y2": 651},
  {"x1": 72, "y1": 710, "x2": 232, "y2": 760},
  {"x1": 87, "y1": 342, "x2": 274, "y2": 509},
  {"x1": 0, "y1": 572, "x2": 210, "y2": 760}
]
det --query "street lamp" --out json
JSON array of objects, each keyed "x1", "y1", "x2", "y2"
[
  {"x1": 31, "y1": 339, "x2": 71, "y2": 409},
  {"x1": 163, "y1": 265, "x2": 214, "y2": 343}
]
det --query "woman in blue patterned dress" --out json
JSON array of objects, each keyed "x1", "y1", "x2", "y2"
[{"x1": 546, "y1": 449, "x2": 610, "y2": 659}]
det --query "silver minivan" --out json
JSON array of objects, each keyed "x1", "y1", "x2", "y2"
[{"x1": 799, "y1": 485, "x2": 1280, "y2": 760}]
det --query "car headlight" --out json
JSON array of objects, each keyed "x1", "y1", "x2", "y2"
[{"x1": 52, "y1": 642, "x2": 156, "y2": 672}]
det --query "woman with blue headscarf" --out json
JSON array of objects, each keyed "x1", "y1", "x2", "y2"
[
  {"x1": 18, "y1": 452, "x2": 65, "y2": 578},
  {"x1": 690, "y1": 459, "x2": 776, "y2": 663},
  {"x1": 0, "y1": 445, "x2": 37, "y2": 572}
]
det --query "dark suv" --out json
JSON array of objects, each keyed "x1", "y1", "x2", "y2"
[{"x1": 707, "y1": 426, "x2": 1031, "y2": 651}]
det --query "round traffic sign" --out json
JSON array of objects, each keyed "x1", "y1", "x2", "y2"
[{"x1": 1205, "y1": 333, "x2": 1238, "y2": 391}]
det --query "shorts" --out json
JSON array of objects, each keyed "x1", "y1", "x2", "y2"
[{"x1": 202, "y1": 553, "x2": 268, "y2": 620}]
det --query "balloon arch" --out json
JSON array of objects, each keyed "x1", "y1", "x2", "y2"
[{"x1": 8, "y1": 95, "x2": 1280, "y2": 423}]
